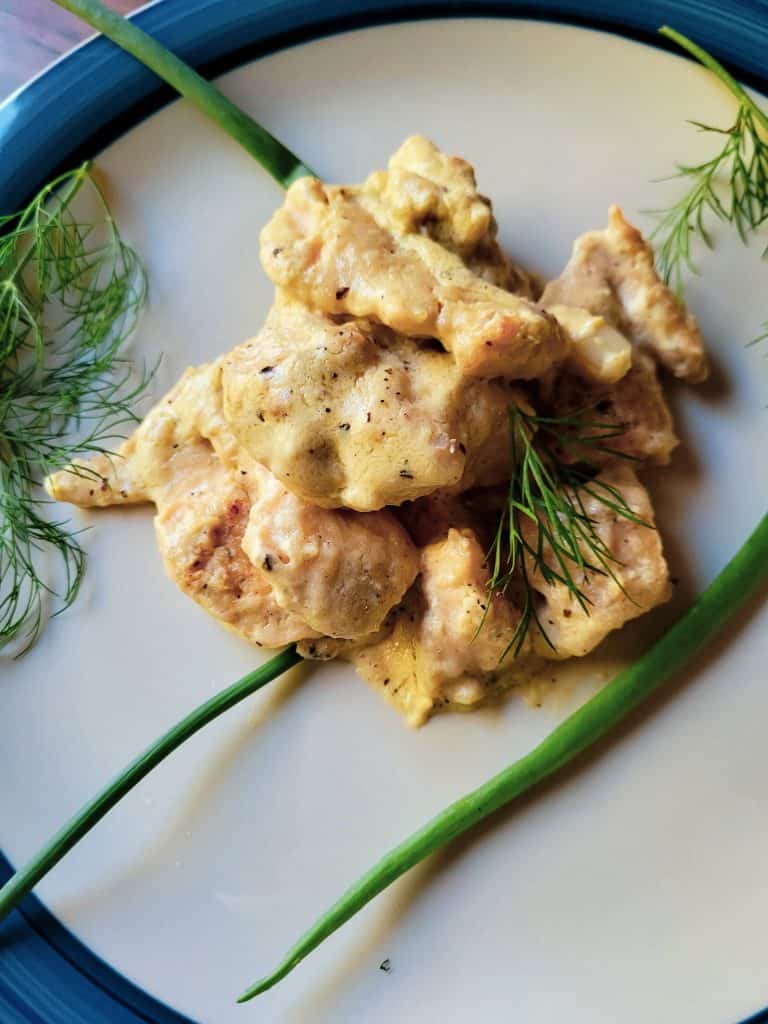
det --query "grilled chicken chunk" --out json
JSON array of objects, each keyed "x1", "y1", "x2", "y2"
[
  {"x1": 369, "y1": 134, "x2": 539, "y2": 296},
  {"x1": 260, "y1": 139, "x2": 565, "y2": 381},
  {"x1": 541, "y1": 205, "x2": 708, "y2": 382},
  {"x1": 223, "y1": 299, "x2": 526, "y2": 511},
  {"x1": 538, "y1": 207, "x2": 692, "y2": 464},
  {"x1": 527, "y1": 463, "x2": 671, "y2": 658},
  {"x1": 241, "y1": 462, "x2": 419, "y2": 638},
  {"x1": 536, "y1": 349, "x2": 678, "y2": 465},
  {"x1": 46, "y1": 370, "x2": 318, "y2": 647},
  {"x1": 46, "y1": 364, "x2": 419, "y2": 643},
  {"x1": 151, "y1": 446, "x2": 318, "y2": 647},
  {"x1": 347, "y1": 527, "x2": 525, "y2": 726}
]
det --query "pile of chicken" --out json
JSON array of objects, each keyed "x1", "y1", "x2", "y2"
[{"x1": 47, "y1": 138, "x2": 708, "y2": 726}]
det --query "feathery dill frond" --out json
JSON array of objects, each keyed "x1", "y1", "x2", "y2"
[
  {"x1": 652, "y1": 28, "x2": 768, "y2": 293},
  {"x1": 485, "y1": 407, "x2": 647, "y2": 661},
  {"x1": 0, "y1": 163, "x2": 149, "y2": 654}
]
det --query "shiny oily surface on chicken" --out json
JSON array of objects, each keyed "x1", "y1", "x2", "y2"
[{"x1": 48, "y1": 136, "x2": 708, "y2": 725}]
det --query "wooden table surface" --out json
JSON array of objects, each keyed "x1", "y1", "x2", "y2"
[{"x1": 1, "y1": 0, "x2": 143, "y2": 100}]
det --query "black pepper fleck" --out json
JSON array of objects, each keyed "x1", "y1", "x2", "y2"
[{"x1": 263, "y1": 555, "x2": 274, "y2": 571}]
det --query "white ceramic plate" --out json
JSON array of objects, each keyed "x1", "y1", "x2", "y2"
[{"x1": 2, "y1": 14, "x2": 768, "y2": 1024}]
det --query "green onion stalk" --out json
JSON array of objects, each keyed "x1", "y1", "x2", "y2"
[
  {"x1": 53, "y1": 0, "x2": 315, "y2": 188},
  {"x1": 241, "y1": 512, "x2": 768, "y2": 997},
  {"x1": 0, "y1": 647, "x2": 302, "y2": 920},
  {"x1": 1, "y1": 0, "x2": 761, "y2": 1000}
]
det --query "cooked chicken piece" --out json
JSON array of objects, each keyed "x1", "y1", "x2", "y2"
[
  {"x1": 538, "y1": 207, "x2": 689, "y2": 463},
  {"x1": 545, "y1": 304, "x2": 632, "y2": 385},
  {"x1": 536, "y1": 349, "x2": 678, "y2": 465},
  {"x1": 304, "y1": 464, "x2": 670, "y2": 724},
  {"x1": 44, "y1": 450, "x2": 146, "y2": 507},
  {"x1": 330, "y1": 595, "x2": 436, "y2": 727},
  {"x1": 240, "y1": 461, "x2": 419, "y2": 638},
  {"x1": 415, "y1": 527, "x2": 525, "y2": 699},
  {"x1": 47, "y1": 370, "x2": 318, "y2": 647},
  {"x1": 367, "y1": 135, "x2": 538, "y2": 296},
  {"x1": 47, "y1": 364, "x2": 419, "y2": 644},
  {"x1": 222, "y1": 300, "x2": 526, "y2": 511},
  {"x1": 400, "y1": 233, "x2": 564, "y2": 379},
  {"x1": 189, "y1": 364, "x2": 421, "y2": 637},
  {"x1": 153, "y1": 444, "x2": 318, "y2": 647},
  {"x1": 528, "y1": 463, "x2": 671, "y2": 658},
  {"x1": 541, "y1": 206, "x2": 708, "y2": 382},
  {"x1": 260, "y1": 145, "x2": 565, "y2": 380},
  {"x1": 347, "y1": 527, "x2": 527, "y2": 726},
  {"x1": 43, "y1": 371, "x2": 206, "y2": 509}
]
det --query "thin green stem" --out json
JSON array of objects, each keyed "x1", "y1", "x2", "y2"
[
  {"x1": 51, "y1": 0, "x2": 315, "y2": 188},
  {"x1": 652, "y1": 28, "x2": 768, "y2": 291},
  {"x1": 239, "y1": 514, "x2": 768, "y2": 1001},
  {"x1": 0, "y1": 646, "x2": 302, "y2": 923},
  {"x1": 659, "y1": 26, "x2": 768, "y2": 132}
]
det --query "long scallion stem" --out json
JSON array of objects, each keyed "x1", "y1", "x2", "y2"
[
  {"x1": 239, "y1": 514, "x2": 768, "y2": 1000},
  {"x1": 52, "y1": 0, "x2": 316, "y2": 188},
  {"x1": 0, "y1": 645, "x2": 302, "y2": 923}
]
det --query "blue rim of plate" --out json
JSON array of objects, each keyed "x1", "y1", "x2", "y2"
[{"x1": 2, "y1": 1, "x2": 768, "y2": 1021}]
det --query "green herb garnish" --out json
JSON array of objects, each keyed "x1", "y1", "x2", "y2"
[
  {"x1": 652, "y1": 26, "x2": 768, "y2": 292},
  {"x1": 1, "y1": 163, "x2": 148, "y2": 653},
  {"x1": 486, "y1": 407, "x2": 644, "y2": 659}
]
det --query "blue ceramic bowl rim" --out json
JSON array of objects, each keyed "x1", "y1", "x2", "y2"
[{"x1": 2, "y1": 1, "x2": 768, "y2": 1021}]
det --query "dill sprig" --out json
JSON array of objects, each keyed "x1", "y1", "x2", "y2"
[
  {"x1": 652, "y1": 27, "x2": 768, "y2": 292},
  {"x1": 486, "y1": 408, "x2": 646, "y2": 661},
  {"x1": 0, "y1": 163, "x2": 149, "y2": 654}
]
